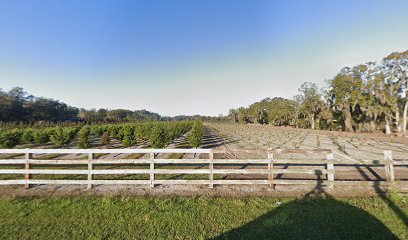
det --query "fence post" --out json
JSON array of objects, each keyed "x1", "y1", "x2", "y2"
[
  {"x1": 209, "y1": 150, "x2": 214, "y2": 189},
  {"x1": 268, "y1": 152, "x2": 274, "y2": 189},
  {"x1": 150, "y1": 153, "x2": 155, "y2": 188},
  {"x1": 87, "y1": 153, "x2": 94, "y2": 189},
  {"x1": 24, "y1": 152, "x2": 32, "y2": 189},
  {"x1": 384, "y1": 150, "x2": 394, "y2": 182},
  {"x1": 326, "y1": 153, "x2": 334, "y2": 188}
]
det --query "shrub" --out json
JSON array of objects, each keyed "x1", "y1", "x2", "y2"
[
  {"x1": 100, "y1": 132, "x2": 111, "y2": 145},
  {"x1": 116, "y1": 126, "x2": 125, "y2": 141},
  {"x1": 164, "y1": 123, "x2": 175, "y2": 145},
  {"x1": 92, "y1": 125, "x2": 104, "y2": 137},
  {"x1": 33, "y1": 129, "x2": 50, "y2": 145},
  {"x1": 22, "y1": 129, "x2": 35, "y2": 143},
  {"x1": 188, "y1": 120, "x2": 203, "y2": 148},
  {"x1": 162, "y1": 122, "x2": 193, "y2": 145},
  {"x1": 77, "y1": 126, "x2": 92, "y2": 148},
  {"x1": 136, "y1": 123, "x2": 152, "y2": 141},
  {"x1": 0, "y1": 130, "x2": 22, "y2": 148},
  {"x1": 109, "y1": 126, "x2": 124, "y2": 140},
  {"x1": 122, "y1": 125, "x2": 137, "y2": 147},
  {"x1": 149, "y1": 124, "x2": 167, "y2": 148},
  {"x1": 50, "y1": 127, "x2": 77, "y2": 147}
]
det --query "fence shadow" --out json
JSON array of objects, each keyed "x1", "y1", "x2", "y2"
[
  {"x1": 211, "y1": 170, "x2": 398, "y2": 240},
  {"x1": 374, "y1": 182, "x2": 408, "y2": 228}
]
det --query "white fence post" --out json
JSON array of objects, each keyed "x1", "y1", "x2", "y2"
[
  {"x1": 25, "y1": 152, "x2": 32, "y2": 189},
  {"x1": 87, "y1": 153, "x2": 94, "y2": 189},
  {"x1": 209, "y1": 150, "x2": 214, "y2": 189},
  {"x1": 384, "y1": 150, "x2": 394, "y2": 182},
  {"x1": 326, "y1": 153, "x2": 334, "y2": 188},
  {"x1": 268, "y1": 152, "x2": 274, "y2": 189},
  {"x1": 150, "y1": 153, "x2": 155, "y2": 188}
]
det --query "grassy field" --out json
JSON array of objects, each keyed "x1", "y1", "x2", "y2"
[{"x1": 0, "y1": 195, "x2": 407, "y2": 240}]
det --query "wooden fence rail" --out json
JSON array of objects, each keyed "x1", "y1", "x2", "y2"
[{"x1": 0, "y1": 148, "x2": 406, "y2": 189}]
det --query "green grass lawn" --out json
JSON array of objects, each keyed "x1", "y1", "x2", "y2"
[{"x1": 0, "y1": 194, "x2": 407, "y2": 240}]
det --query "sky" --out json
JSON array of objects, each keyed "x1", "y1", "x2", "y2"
[{"x1": 1, "y1": 0, "x2": 408, "y2": 116}]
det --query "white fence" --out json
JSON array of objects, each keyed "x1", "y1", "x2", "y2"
[{"x1": 0, "y1": 148, "x2": 406, "y2": 189}]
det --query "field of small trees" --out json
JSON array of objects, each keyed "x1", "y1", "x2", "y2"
[{"x1": 0, "y1": 121, "x2": 204, "y2": 150}]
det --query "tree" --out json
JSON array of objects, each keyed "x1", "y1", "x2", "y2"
[
  {"x1": 100, "y1": 132, "x2": 111, "y2": 146},
  {"x1": 383, "y1": 51, "x2": 408, "y2": 135},
  {"x1": 50, "y1": 127, "x2": 76, "y2": 147},
  {"x1": 0, "y1": 130, "x2": 22, "y2": 148},
  {"x1": 149, "y1": 124, "x2": 167, "y2": 148},
  {"x1": 92, "y1": 125, "x2": 105, "y2": 137},
  {"x1": 22, "y1": 129, "x2": 35, "y2": 143},
  {"x1": 77, "y1": 126, "x2": 92, "y2": 148},
  {"x1": 228, "y1": 109, "x2": 238, "y2": 123},
  {"x1": 122, "y1": 125, "x2": 137, "y2": 147},
  {"x1": 136, "y1": 123, "x2": 153, "y2": 141},
  {"x1": 33, "y1": 129, "x2": 50, "y2": 145},
  {"x1": 329, "y1": 71, "x2": 364, "y2": 132},
  {"x1": 230, "y1": 98, "x2": 297, "y2": 127},
  {"x1": 257, "y1": 109, "x2": 269, "y2": 125},
  {"x1": 188, "y1": 120, "x2": 204, "y2": 148},
  {"x1": 297, "y1": 82, "x2": 323, "y2": 129}
]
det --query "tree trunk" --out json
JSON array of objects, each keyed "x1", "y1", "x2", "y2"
[
  {"x1": 403, "y1": 101, "x2": 408, "y2": 136},
  {"x1": 343, "y1": 108, "x2": 353, "y2": 132},
  {"x1": 394, "y1": 111, "x2": 401, "y2": 134},
  {"x1": 385, "y1": 118, "x2": 391, "y2": 135},
  {"x1": 310, "y1": 113, "x2": 315, "y2": 130},
  {"x1": 369, "y1": 120, "x2": 376, "y2": 133}
]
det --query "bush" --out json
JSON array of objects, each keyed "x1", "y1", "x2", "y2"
[
  {"x1": 136, "y1": 123, "x2": 152, "y2": 141},
  {"x1": 92, "y1": 125, "x2": 104, "y2": 137},
  {"x1": 109, "y1": 126, "x2": 118, "y2": 139},
  {"x1": 116, "y1": 126, "x2": 125, "y2": 141},
  {"x1": 188, "y1": 120, "x2": 204, "y2": 148},
  {"x1": 0, "y1": 130, "x2": 22, "y2": 148},
  {"x1": 122, "y1": 125, "x2": 137, "y2": 147},
  {"x1": 33, "y1": 129, "x2": 50, "y2": 145},
  {"x1": 149, "y1": 124, "x2": 167, "y2": 148},
  {"x1": 22, "y1": 129, "x2": 35, "y2": 143},
  {"x1": 77, "y1": 126, "x2": 92, "y2": 148},
  {"x1": 109, "y1": 126, "x2": 124, "y2": 140},
  {"x1": 50, "y1": 127, "x2": 77, "y2": 147},
  {"x1": 162, "y1": 122, "x2": 193, "y2": 146},
  {"x1": 100, "y1": 132, "x2": 111, "y2": 145}
]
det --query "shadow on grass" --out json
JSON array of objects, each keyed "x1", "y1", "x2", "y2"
[
  {"x1": 374, "y1": 181, "x2": 408, "y2": 228},
  {"x1": 212, "y1": 170, "x2": 399, "y2": 240}
]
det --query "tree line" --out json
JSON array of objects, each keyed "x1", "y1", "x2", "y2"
[
  {"x1": 0, "y1": 86, "x2": 166, "y2": 123},
  {"x1": 0, "y1": 87, "x2": 78, "y2": 122},
  {"x1": 78, "y1": 108, "x2": 164, "y2": 123},
  {"x1": 228, "y1": 50, "x2": 408, "y2": 135},
  {"x1": 0, "y1": 87, "x2": 221, "y2": 124}
]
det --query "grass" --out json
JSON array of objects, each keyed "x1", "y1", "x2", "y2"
[
  {"x1": 0, "y1": 195, "x2": 407, "y2": 240},
  {"x1": 94, "y1": 153, "x2": 108, "y2": 158},
  {"x1": 0, "y1": 154, "x2": 25, "y2": 159},
  {"x1": 166, "y1": 153, "x2": 184, "y2": 159},
  {"x1": 33, "y1": 153, "x2": 64, "y2": 160},
  {"x1": 123, "y1": 153, "x2": 145, "y2": 159}
]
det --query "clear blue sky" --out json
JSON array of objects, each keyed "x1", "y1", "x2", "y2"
[{"x1": 1, "y1": 0, "x2": 408, "y2": 116}]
